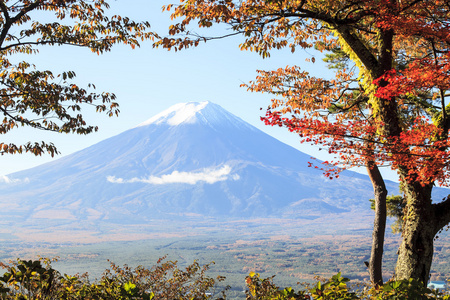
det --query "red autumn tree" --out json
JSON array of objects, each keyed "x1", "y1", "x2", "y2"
[
  {"x1": 0, "y1": 0, "x2": 154, "y2": 156},
  {"x1": 155, "y1": 0, "x2": 450, "y2": 285}
]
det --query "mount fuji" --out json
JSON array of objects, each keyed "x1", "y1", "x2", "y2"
[{"x1": 0, "y1": 101, "x2": 400, "y2": 227}]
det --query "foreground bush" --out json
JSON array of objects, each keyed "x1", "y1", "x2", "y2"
[
  {"x1": 0, "y1": 258, "x2": 448, "y2": 299},
  {"x1": 245, "y1": 272, "x2": 450, "y2": 300},
  {"x1": 0, "y1": 257, "x2": 226, "y2": 299}
]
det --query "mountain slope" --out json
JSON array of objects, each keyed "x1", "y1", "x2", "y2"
[{"x1": 0, "y1": 101, "x2": 397, "y2": 225}]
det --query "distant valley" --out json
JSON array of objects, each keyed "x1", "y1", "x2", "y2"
[
  {"x1": 1, "y1": 220, "x2": 449, "y2": 299},
  {"x1": 0, "y1": 102, "x2": 449, "y2": 299}
]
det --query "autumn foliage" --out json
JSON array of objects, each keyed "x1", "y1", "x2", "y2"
[
  {"x1": 0, "y1": 257, "x2": 226, "y2": 299},
  {"x1": 0, "y1": 0, "x2": 154, "y2": 156},
  {"x1": 156, "y1": 0, "x2": 450, "y2": 284},
  {"x1": 155, "y1": 0, "x2": 450, "y2": 186},
  {"x1": 1, "y1": 258, "x2": 448, "y2": 300}
]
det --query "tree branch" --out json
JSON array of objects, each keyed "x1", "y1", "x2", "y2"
[
  {"x1": 334, "y1": 25, "x2": 379, "y2": 73},
  {"x1": 0, "y1": 1, "x2": 41, "y2": 48}
]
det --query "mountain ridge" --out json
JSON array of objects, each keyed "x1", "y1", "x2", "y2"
[{"x1": 0, "y1": 101, "x2": 409, "y2": 229}]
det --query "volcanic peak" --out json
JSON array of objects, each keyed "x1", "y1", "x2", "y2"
[
  {"x1": 135, "y1": 101, "x2": 256, "y2": 132},
  {"x1": 137, "y1": 101, "x2": 212, "y2": 127}
]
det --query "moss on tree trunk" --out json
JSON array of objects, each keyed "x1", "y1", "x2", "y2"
[{"x1": 395, "y1": 181, "x2": 434, "y2": 284}]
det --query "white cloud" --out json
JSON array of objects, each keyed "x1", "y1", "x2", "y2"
[
  {"x1": 107, "y1": 165, "x2": 240, "y2": 185},
  {"x1": 0, "y1": 175, "x2": 29, "y2": 184}
]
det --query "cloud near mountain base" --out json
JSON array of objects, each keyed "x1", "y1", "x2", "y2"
[
  {"x1": 106, "y1": 165, "x2": 240, "y2": 185},
  {"x1": 0, "y1": 175, "x2": 29, "y2": 184}
]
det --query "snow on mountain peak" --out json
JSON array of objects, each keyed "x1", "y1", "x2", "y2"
[
  {"x1": 136, "y1": 101, "x2": 258, "y2": 133},
  {"x1": 138, "y1": 101, "x2": 210, "y2": 127}
]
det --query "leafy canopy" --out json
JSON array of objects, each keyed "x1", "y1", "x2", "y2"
[
  {"x1": 0, "y1": 0, "x2": 154, "y2": 156},
  {"x1": 155, "y1": 0, "x2": 450, "y2": 187}
]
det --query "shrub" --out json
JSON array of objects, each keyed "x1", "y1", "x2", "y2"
[
  {"x1": 0, "y1": 257, "x2": 448, "y2": 300},
  {"x1": 0, "y1": 257, "x2": 227, "y2": 299},
  {"x1": 364, "y1": 278, "x2": 450, "y2": 300},
  {"x1": 245, "y1": 272, "x2": 309, "y2": 299},
  {"x1": 245, "y1": 272, "x2": 450, "y2": 300}
]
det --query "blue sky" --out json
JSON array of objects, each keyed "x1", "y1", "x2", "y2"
[{"x1": 0, "y1": 0, "x2": 399, "y2": 182}]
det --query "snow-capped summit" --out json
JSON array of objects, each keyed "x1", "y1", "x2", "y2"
[
  {"x1": 137, "y1": 101, "x2": 255, "y2": 131},
  {"x1": 138, "y1": 101, "x2": 209, "y2": 126}
]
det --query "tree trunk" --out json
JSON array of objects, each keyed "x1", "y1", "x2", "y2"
[
  {"x1": 395, "y1": 181, "x2": 434, "y2": 284},
  {"x1": 367, "y1": 162, "x2": 387, "y2": 286}
]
